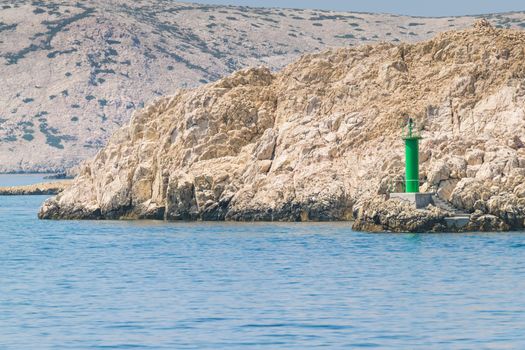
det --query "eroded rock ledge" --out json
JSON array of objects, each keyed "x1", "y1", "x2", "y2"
[
  {"x1": 39, "y1": 22, "x2": 525, "y2": 232},
  {"x1": 0, "y1": 181, "x2": 72, "y2": 196},
  {"x1": 352, "y1": 197, "x2": 512, "y2": 233}
]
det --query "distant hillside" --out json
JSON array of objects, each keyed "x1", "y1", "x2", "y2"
[{"x1": 1, "y1": 0, "x2": 524, "y2": 172}]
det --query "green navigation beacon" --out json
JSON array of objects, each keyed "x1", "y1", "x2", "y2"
[{"x1": 402, "y1": 118, "x2": 422, "y2": 193}]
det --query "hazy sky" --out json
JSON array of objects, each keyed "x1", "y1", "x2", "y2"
[{"x1": 186, "y1": 0, "x2": 525, "y2": 17}]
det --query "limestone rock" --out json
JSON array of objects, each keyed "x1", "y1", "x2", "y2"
[
  {"x1": 466, "y1": 150, "x2": 484, "y2": 166},
  {"x1": 0, "y1": 181, "x2": 72, "y2": 196},
  {"x1": 3, "y1": 1, "x2": 512, "y2": 174},
  {"x1": 38, "y1": 24, "x2": 525, "y2": 231},
  {"x1": 352, "y1": 197, "x2": 449, "y2": 233}
]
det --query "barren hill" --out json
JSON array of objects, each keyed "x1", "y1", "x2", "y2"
[
  {"x1": 40, "y1": 21, "x2": 525, "y2": 231},
  {"x1": 2, "y1": 1, "x2": 525, "y2": 172}
]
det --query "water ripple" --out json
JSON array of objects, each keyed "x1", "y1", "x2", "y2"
[{"x1": 1, "y1": 195, "x2": 525, "y2": 349}]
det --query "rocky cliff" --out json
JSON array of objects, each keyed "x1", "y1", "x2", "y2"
[
  {"x1": 2, "y1": 1, "x2": 525, "y2": 173},
  {"x1": 40, "y1": 21, "x2": 525, "y2": 231}
]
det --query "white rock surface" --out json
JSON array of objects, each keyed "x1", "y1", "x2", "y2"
[
  {"x1": 2, "y1": 1, "x2": 525, "y2": 172},
  {"x1": 40, "y1": 22, "x2": 525, "y2": 230}
]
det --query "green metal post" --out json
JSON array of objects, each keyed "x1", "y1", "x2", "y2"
[
  {"x1": 405, "y1": 138, "x2": 419, "y2": 192},
  {"x1": 403, "y1": 118, "x2": 421, "y2": 193}
]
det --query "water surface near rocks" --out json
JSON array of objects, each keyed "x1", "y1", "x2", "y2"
[
  {"x1": 1, "y1": 177, "x2": 525, "y2": 349},
  {"x1": 0, "y1": 174, "x2": 60, "y2": 187}
]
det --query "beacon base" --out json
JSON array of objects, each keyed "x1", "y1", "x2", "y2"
[{"x1": 389, "y1": 193, "x2": 434, "y2": 209}]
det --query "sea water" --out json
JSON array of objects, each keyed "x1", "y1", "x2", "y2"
[
  {"x1": 1, "y1": 176, "x2": 525, "y2": 349},
  {"x1": 0, "y1": 174, "x2": 60, "y2": 187}
]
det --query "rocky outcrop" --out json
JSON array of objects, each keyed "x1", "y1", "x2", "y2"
[
  {"x1": 352, "y1": 197, "x2": 450, "y2": 233},
  {"x1": 4, "y1": 1, "x2": 506, "y2": 174},
  {"x1": 0, "y1": 181, "x2": 72, "y2": 195},
  {"x1": 40, "y1": 23, "x2": 525, "y2": 232},
  {"x1": 352, "y1": 196, "x2": 515, "y2": 233}
]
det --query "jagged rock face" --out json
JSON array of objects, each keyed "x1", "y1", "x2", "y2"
[
  {"x1": 352, "y1": 197, "x2": 450, "y2": 233},
  {"x1": 40, "y1": 24, "x2": 525, "y2": 229},
  {"x1": 352, "y1": 196, "x2": 512, "y2": 233},
  {"x1": 2, "y1": 1, "x2": 525, "y2": 173}
]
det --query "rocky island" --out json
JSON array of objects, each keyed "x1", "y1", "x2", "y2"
[
  {"x1": 0, "y1": 180, "x2": 72, "y2": 195},
  {"x1": 40, "y1": 21, "x2": 525, "y2": 232}
]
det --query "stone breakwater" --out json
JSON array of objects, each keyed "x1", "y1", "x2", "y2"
[
  {"x1": 1, "y1": 181, "x2": 72, "y2": 196},
  {"x1": 39, "y1": 22, "x2": 525, "y2": 232},
  {"x1": 352, "y1": 197, "x2": 511, "y2": 233}
]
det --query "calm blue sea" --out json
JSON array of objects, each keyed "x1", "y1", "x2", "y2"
[
  {"x1": 0, "y1": 174, "x2": 59, "y2": 187},
  {"x1": 1, "y1": 176, "x2": 525, "y2": 349}
]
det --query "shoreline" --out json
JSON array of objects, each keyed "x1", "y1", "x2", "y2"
[{"x1": 0, "y1": 180, "x2": 73, "y2": 196}]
